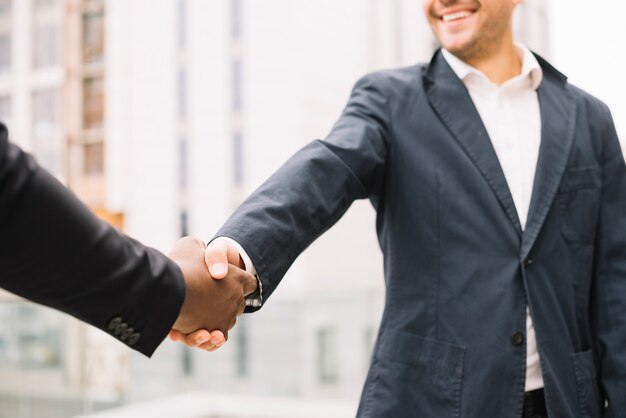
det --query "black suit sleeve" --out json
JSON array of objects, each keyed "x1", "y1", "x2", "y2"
[
  {"x1": 0, "y1": 125, "x2": 185, "y2": 357},
  {"x1": 214, "y1": 73, "x2": 390, "y2": 311}
]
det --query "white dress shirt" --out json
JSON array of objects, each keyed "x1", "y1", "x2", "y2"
[
  {"x1": 442, "y1": 44, "x2": 544, "y2": 391},
  {"x1": 218, "y1": 43, "x2": 545, "y2": 391}
]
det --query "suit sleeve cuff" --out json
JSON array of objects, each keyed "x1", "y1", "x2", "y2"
[{"x1": 212, "y1": 236, "x2": 263, "y2": 309}]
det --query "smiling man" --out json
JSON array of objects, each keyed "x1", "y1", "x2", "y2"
[{"x1": 174, "y1": 0, "x2": 626, "y2": 417}]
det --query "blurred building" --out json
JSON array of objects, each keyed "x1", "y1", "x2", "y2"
[{"x1": 0, "y1": 1, "x2": 551, "y2": 417}]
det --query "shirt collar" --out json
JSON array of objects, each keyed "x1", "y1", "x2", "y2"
[{"x1": 441, "y1": 43, "x2": 543, "y2": 90}]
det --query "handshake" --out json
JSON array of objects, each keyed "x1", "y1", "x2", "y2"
[{"x1": 167, "y1": 237, "x2": 255, "y2": 352}]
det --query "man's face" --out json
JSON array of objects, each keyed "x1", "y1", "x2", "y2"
[{"x1": 423, "y1": 0, "x2": 519, "y2": 60}]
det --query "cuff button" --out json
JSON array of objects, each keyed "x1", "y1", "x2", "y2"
[
  {"x1": 107, "y1": 317, "x2": 123, "y2": 331},
  {"x1": 127, "y1": 333, "x2": 141, "y2": 346}
]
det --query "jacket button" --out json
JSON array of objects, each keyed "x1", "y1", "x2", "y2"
[
  {"x1": 127, "y1": 333, "x2": 141, "y2": 346},
  {"x1": 523, "y1": 257, "x2": 533, "y2": 267},
  {"x1": 511, "y1": 332, "x2": 524, "y2": 346},
  {"x1": 107, "y1": 317, "x2": 123, "y2": 331}
]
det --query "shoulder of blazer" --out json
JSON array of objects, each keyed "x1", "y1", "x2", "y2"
[
  {"x1": 364, "y1": 64, "x2": 427, "y2": 95},
  {"x1": 529, "y1": 52, "x2": 609, "y2": 122},
  {"x1": 533, "y1": 51, "x2": 568, "y2": 86},
  {"x1": 356, "y1": 64, "x2": 428, "y2": 119}
]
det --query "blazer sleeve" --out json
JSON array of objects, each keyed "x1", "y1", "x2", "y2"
[
  {"x1": 591, "y1": 106, "x2": 626, "y2": 415},
  {"x1": 214, "y1": 73, "x2": 390, "y2": 311},
  {"x1": 0, "y1": 125, "x2": 185, "y2": 357}
]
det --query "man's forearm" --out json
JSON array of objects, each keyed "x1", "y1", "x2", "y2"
[{"x1": 0, "y1": 136, "x2": 185, "y2": 357}]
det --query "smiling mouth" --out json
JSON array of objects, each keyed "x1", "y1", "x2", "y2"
[{"x1": 441, "y1": 10, "x2": 474, "y2": 23}]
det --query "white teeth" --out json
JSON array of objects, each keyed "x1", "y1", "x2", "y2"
[{"x1": 442, "y1": 11, "x2": 472, "y2": 22}]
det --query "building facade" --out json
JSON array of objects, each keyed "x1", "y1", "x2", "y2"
[{"x1": 0, "y1": 1, "x2": 554, "y2": 417}]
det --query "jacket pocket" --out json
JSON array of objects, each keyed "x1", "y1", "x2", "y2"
[
  {"x1": 558, "y1": 166, "x2": 601, "y2": 244},
  {"x1": 359, "y1": 329, "x2": 465, "y2": 418},
  {"x1": 571, "y1": 350, "x2": 603, "y2": 418}
]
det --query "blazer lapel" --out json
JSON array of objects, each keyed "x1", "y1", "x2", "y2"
[
  {"x1": 521, "y1": 56, "x2": 577, "y2": 260},
  {"x1": 424, "y1": 50, "x2": 523, "y2": 236}
]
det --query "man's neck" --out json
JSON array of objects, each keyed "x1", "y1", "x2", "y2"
[{"x1": 459, "y1": 38, "x2": 522, "y2": 86}]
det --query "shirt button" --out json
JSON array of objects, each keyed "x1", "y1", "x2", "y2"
[{"x1": 511, "y1": 331, "x2": 524, "y2": 346}]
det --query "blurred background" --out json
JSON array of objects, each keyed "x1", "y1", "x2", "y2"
[{"x1": 0, "y1": 0, "x2": 623, "y2": 417}]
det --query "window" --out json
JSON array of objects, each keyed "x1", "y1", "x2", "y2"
[
  {"x1": 364, "y1": 327, "x2": 376, "y2": 370},
  {"x1": 179, "y1": 138, "x2": 188, "y2": 189},
  {"x1": 0, "y1": 95, "x2": 11, "y2": 129},
  {"x1": 33, "y1": 90, "x2": 61, "y2": 130},
  {"x1": 177, "y1": 0, "x2": 187, "y2": 49},
  {"x1": 32, "y1": 89, "x2": 63, "y2": 177},
  {"x1": 178, "y1": 69, "x2": 187, "y2": 120},
  {"x1": 233, "y1": 132, "x2": 244, "y2": 185},
  {"x1": 232, "y1": 59, "x2": 243, "y2": 112},
  {"x1": 181, "y1": 347, "x2": 193, "y2": 376},
  {"x1": 83, "y1": 142, "x2": 103, "y2": 175},
  {"x1": 0, "y1": 304, "x2": 64, "y2": 371},
  {"x1": 82, "y1": 1, "x2": 104, "y2": 64},
  {"x1": 0, "y1": 0, "x2": 10, "y2": 18},
  {"x1": 32, "y1": 0, "x2": 60, "y2": 68},
  {"x1": 0, "y1": 34, "x2": 10, "y2": 73},
  {"x1": 83, "y1": 77, "x2": 104, "y2": 129},
  {"x1": 33, "y1": 24, "x2": 59, "y2": 68},
  {"x1": 180, "y1": 210, "x2": 188, "y2": 237},
  {"x1": 232, "y1": 0, "x2": 242, "y2": 39},
  {"x1": 236, "y1": 319, "x2": 248, "y2": 377},
  {"x1": 317, "y1": 328, "x2": 339, "y2": 384},
  {"x1": 33, "y1": 0, "x2": 55, "y2": 10}
]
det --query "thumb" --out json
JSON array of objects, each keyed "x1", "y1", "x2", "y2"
[{"x1": 205, "y1": 239, "x2": 241, "y2": 279}]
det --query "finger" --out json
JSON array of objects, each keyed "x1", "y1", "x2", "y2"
[
  {"x1": 168, "y1": 329, "x2": 182, "y2": 342},
  {"x1": 206, "y1": 346, "x2": 222, "y2": 352},
  {"x1": 241, "y1": 270, "x2": 258, "y2": 296},
  {"x1": 197, "y1": 331, "x2": 226, "y2": 351},
  {"x1": 237, "y1": 299, "x2": 246, "y2": 316},
  {"x1": 204, "y1": 340, "x2": 226, "y2": 352},
  {"x1": 205, "y1": 240, "x2": 242, "y2": 279},
  {"x1": 178, "y1": 329, "x2": 213, "y2": 347},
  {"x1": 169, "y1": 236, "x2": 206, "y2": 259}
]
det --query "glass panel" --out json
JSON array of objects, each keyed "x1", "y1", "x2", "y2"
[
  {"x1": 232, "y1": 0, "x2": 242, "y2": 39},
  {"x1": 33, "y1": 24, "x2": 59, "y2": 68},
  {"x1": 0, "y1": 304, "x2": 64, "y2": 371},
  {"x1": 233, "y1": 132, "x2": 243, "y2": 185},
  {"x1": 83, "y1": 141, "x2": 103, "y2": 175},
  {"x1": 177, "y1": 0, "x2": 186, "y2": 49},
  {"x1": 0, "y1": 0, "x2": 11, "y2": 17},
  {"x1": 0, "y1": 34, "x2": 10, "y2": 73},
  {"x1": 179, "y1": 138, "x2": 188, "y2": 189},
  {"x1": 0, "y1": 95, "x2": 11, "y2": 129},
  {"x1": 317, "y1": 328, "x2": 339, "y2": 384},
  {"x1": 33, "y1": 0, "x2": 56, "y2": 10},
  {"x1": 180, "y1": 210, "x2": 188, "y2": 237},
  {"x1": 32, "y1": 89, "x2": 63, "y2": 177},
  {"x1": 82, "y1": 77, "x2": 103, "y2": 129},
  {"x1": 82, "y1": 4, "x2": 104, "y2": 64},
  {"x1": 232, "y1": 59, "x2": 242, "y2": 112},
  {"x1": 178, "y1": 69, "x2": 187, "y2": 119}
]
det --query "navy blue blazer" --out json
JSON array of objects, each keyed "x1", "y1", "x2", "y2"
[{"x1": 216, "y1": 50, "x2": 626, "y2": 417}]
